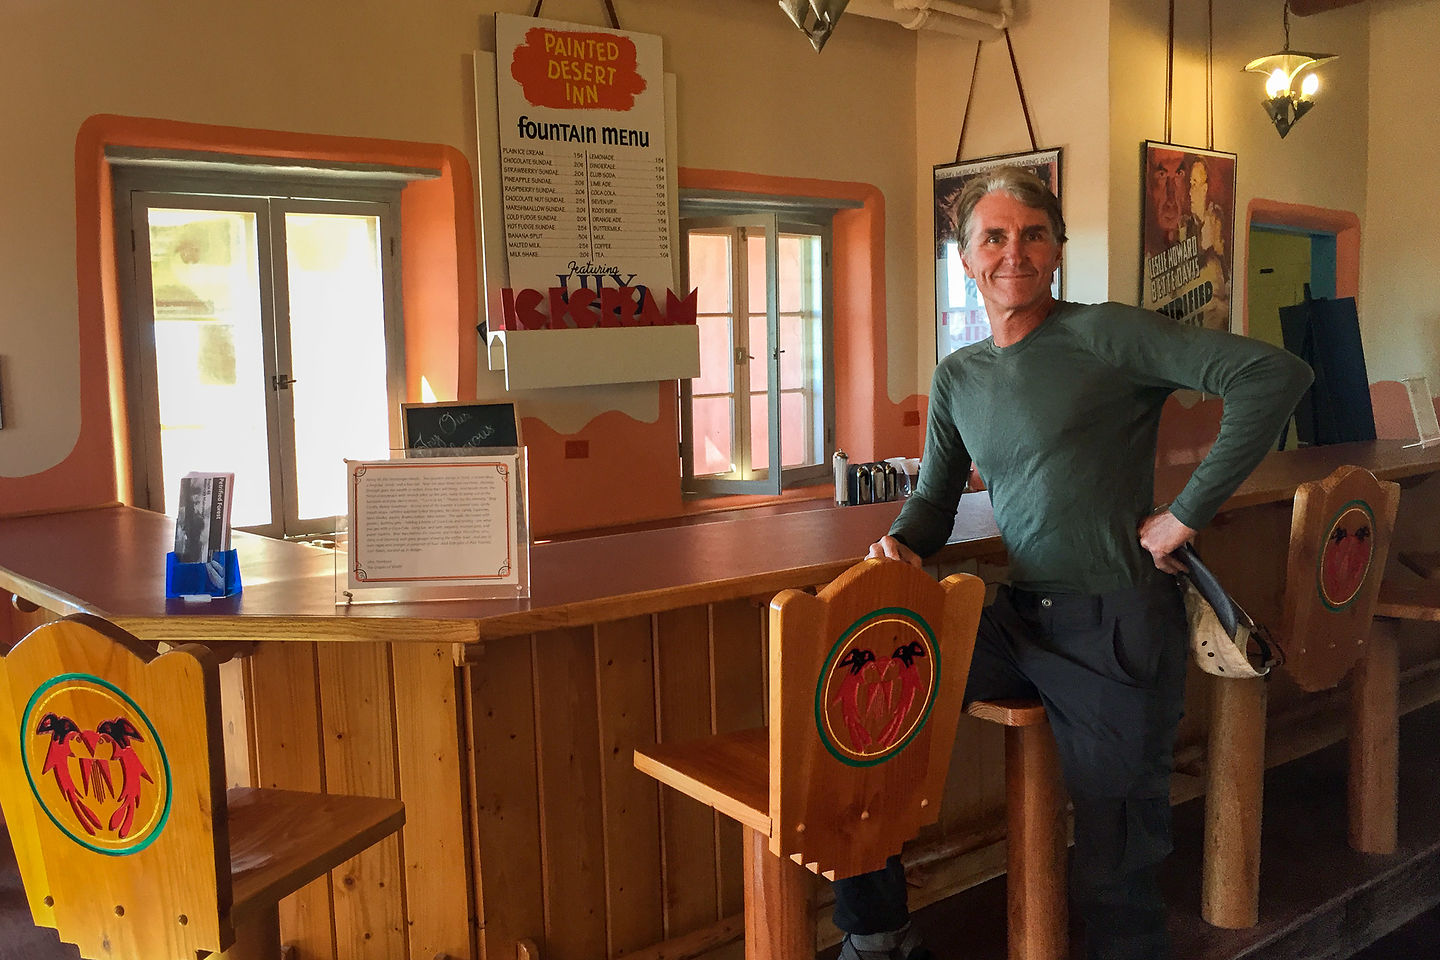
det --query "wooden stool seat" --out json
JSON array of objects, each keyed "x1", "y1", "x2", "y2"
[
  {"x1": 966, "y1": 698, "x2": 1067, "y2": 960},
  {"x1": 633, "y1": 727, "x2": 768, "y2": 833},
  {"x1": 636, "y1": 559, "x2": 986, "y2": 960},
  {"x1": 1375, "y1": 579, "x2": 1440, "y2": 621},
  {"x1": 226, "y1": 787, "x2": 404, "y2": 924},
  {"x1": 1398, "y1": 550, "x2": 1440, "y2": 580},
  {"x1": 966, "y1": 699, "x2": 1048, "y2": 727}
]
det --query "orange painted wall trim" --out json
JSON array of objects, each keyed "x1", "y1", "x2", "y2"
[
  {"x1": 1243, "y1": 198, "x2": 1360, "y2": 335},
  {"x1": 0, "y1": 114, "x2": 477, "y2": 518}
]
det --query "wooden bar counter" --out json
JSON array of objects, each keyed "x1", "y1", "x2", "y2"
[{"x1": 3, "y1": 440, "x2": 1440, "y2": 960}]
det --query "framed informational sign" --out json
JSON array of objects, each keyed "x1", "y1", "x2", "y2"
[
  {"x1": 337, "y1": 453, "x2": 530, "y2": 604},
  {"x1": 934, "y1": 148, "x2": 1062, "y2": 360},
  {"x1": 1140, "y1": 142, "x2": 1237, "y2": 331}
]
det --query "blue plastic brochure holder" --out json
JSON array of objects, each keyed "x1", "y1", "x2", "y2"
[{"x1": 165, "y1": 549, "x2": 242, "y2": 600}]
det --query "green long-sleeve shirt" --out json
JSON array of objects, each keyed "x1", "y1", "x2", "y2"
[{"x1": 891, "y1": 301, "x2": 1313, "y2": 593}]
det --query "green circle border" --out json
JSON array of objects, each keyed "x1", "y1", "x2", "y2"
[
  {"x1": 813, "y1": 606, "x2": 940, "y2": 768},
  {"x1": 20, "y1": 672, "x2": 173, "y2": 857},
  {"x1": 1316, "y1": 498, "x2": 1376, "y2": 613}
]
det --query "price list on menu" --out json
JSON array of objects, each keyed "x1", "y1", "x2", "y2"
[{"x1": 500, "y1": 144, "x2": 671, "y2": 274}]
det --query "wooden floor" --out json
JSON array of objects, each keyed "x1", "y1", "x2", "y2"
[{"x1": 7, "y1": 703, "x2": 1440, "y2": 960}]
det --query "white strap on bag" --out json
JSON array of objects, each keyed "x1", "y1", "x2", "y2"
[{"x1": 1176, "y1": 544, "x2": 1279, "y2": 679}]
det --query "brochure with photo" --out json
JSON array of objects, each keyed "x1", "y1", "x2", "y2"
[{"x1": 173, "y1": 472, "x2": 235, "y2": 564}]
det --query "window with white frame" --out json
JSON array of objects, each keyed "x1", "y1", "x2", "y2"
[
  {"x1": 679, "y1": 199, "x2": 838, "y2": 496},
  {"x1": 112, "y1": 155, "x2": 427, "y2": 539}
]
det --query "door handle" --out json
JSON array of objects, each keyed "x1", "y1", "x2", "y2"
[{"x1": 272, "y1": 374, "x2": 297, "y2": 391}]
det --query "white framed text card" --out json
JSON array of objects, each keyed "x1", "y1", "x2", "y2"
[{"x1": 338, "y1": 451, "x2": 531, "y2": 604}]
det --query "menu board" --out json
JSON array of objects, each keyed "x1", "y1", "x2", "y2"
[{"x1": 495, "y1": 12, "x2": 673, "y2": 297}]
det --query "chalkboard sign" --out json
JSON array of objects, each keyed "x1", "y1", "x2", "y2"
[{"x1": 402, "y1": 401, "x2": 520, "y2": 451}]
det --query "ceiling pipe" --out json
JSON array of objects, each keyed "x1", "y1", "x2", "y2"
[{"x1": 846, "y1": 0, "x2": 1011, "y2": 39}]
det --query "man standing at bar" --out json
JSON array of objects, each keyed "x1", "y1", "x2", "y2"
[{"x1": 837, "y1": 168, "x2": 1311, "y2": 960}]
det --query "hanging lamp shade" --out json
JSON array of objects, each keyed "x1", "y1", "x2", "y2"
[
  {"x1": 779, "y1": 0, "x2": 850, "y2": 52},
  {"x1": 1244, "y1": 3, "x2": 1337, "y2": 137}
]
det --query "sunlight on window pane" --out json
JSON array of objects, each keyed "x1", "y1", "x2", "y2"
[
  {"x1": 691, "y1": 396, "x2": 734, "y2": 476},
  {"x1": 694, "y1": 316, "x2": 734, "y2": 395},
  {"x1": 750, "y1": 392, "x2": 769, "y2": 473},
  {"x1": 688, "y1": 232, "x2": 732, "y2": 314},
  {"x1": 778, "y1": 233, "x2": 822, "y2": 469},
  {"x1": 747, "y1": 234, "x2": 767, "y2": 314},
  {"x1": 148, "y1": 208, "x2": 272, "y2": 526},
  {"x1": 286, "y1": 213, "x2": 391, "y2": 521}
]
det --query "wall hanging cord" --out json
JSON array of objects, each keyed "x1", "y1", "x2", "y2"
[
  {"x1": 530, "y1": 0, "x2": 620, "y2": 29},
  {"x1": 954, "y1": 28, "x2": 1038, "y2": 162},
  {"x1": 1165, "y1": 0, "x2": 1175, "y2": 143}
]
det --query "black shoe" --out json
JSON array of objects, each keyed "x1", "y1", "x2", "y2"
[{"x1": 839, "y1": 922, "x2": 930, "y2": 960}]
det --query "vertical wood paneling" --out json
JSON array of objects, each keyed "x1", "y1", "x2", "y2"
[
  {"x1": 219, "y1": 656, "x2": 255, "y2": 788},
  {"x1": 467, "y1": 635, "x2": 544, "y2": 960},
  {"x1": 249, "y1": 641, "x2": 334, "y2": 960},
  {"x1": 595, "y1": 616, "x2": 664, "y2": 957},
  {"x1": 317, "y1": 641, "x2": 407, "y2": 960},
  {"x1": 392, "y1": 642, "x2": 473, "y2": 960},
  {"x1": 708, "y1": 599, "x2": 766, "y2": 917},
  {"x1": 938, "y1": 718, "x2": 1006, "y2": 838},
  {"x1": 533, "y1": 626, "x2": 608, "y2": 960},
  {"x1": 653, "y1": 606, "x2": 718, "y2": 937}
]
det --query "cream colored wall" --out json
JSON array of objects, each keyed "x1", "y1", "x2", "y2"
[
  {"x1": 1108, "y1": 0, "x2": 1371, "y2": 312},
  {"x1": 0, "y1": 0, "x2": 487, "y2": 477},
  {"x1": 1362, "y1": 0, "x2": 1440, "y2": 386},
  {"x1": 911, "y1": 0, "x2": 1111, "y2": 395},
  {"x1": 0, "y1": 0, "x2": 921, "y2": 474}
]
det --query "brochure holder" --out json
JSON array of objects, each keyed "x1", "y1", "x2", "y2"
[
  {"x1": 335, "y1": 448, "x2": 531, "y2": 605},
  {"x1": 1402, "y1": 376, "x2": 1440, "y2": 449},
  {"x1": 165, "y1": 549, "x2": 243, "y2": 600}
]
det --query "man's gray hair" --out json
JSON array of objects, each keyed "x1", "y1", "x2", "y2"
[{"x1": 956, "y1": 166, "x2": 1067, "y2": 252}]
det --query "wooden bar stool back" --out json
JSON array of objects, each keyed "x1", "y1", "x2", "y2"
[
  {"x1": 635, "y1": 559, "x2": 985, "y2": 960},
  {"x1": 1203, "y1": 465, "x2": 1400, "y2": 928},
  {"x1": 0, "y1": 614, "x2": 405, "y2": 960}
]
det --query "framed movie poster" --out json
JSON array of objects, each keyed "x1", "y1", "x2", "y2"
[
  {"x1": 1140, "y1": 142, "x2": 1237, "y2": 331},
  {"x1": 934, "y1": 147, "x2": 1061, "y2": 361}
]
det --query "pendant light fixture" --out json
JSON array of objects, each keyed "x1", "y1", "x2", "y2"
[
  {"x1": 1243, "y1": 0, "x2": 1336, "y2": 138},
  {"x1": 779, "y1": 0, "x2": 850, "y2": 52}
]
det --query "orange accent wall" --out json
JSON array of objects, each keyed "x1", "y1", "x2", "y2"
[
  {"x1": 0, "y1": 114, "x2": 476, "y2": 518},
  {"x1": 1243, "y1": 199, "x2": 1360, "y2": 336},
  {"x1": 522, "y1": 399, "x2": 684, "y2": 537}
]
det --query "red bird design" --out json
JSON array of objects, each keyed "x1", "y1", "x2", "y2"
[
  {"x1": 36, "y1": 713, "x2": 101, "y2": 835},
  {"x1": 833, "y1": 648, "x2": 878, "y2": 750},
  {"x1": 96, "y1": 717, "x2": 152, "y2": 838},
  {"x1": 872, "y1": 641, "x2": 927, "y2": 748},
  {"x1": 831, "y1": 640, "x2": 929, "y2": 754}
]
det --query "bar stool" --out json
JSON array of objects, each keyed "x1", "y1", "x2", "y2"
[
  {"x1": 634, "y1": 559, "x2": 987, "y2": 960},
  {"x1": 1203, "y1": 465, "x2": 1400, "y2": 928},
  {"x1": 0, "y1": 615, "x2": 405, "y2": 960}
]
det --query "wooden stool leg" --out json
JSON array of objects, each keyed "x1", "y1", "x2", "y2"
[
  {"x1": 1201, "y1": 675, "x2": 1267, "y2": 929},
  {"x1": 743, "y1": 825, "x2": 815, "y2": 960},
  {"x1": 1005, "y1": 722, "x2": 1067, "y2": 960},
  {"x1": 218, "y1": 902, "x2": 281, "y2": 960},
  {"x1": 1350, "y1": 618, "x2": 1399, "y2": 854}
]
